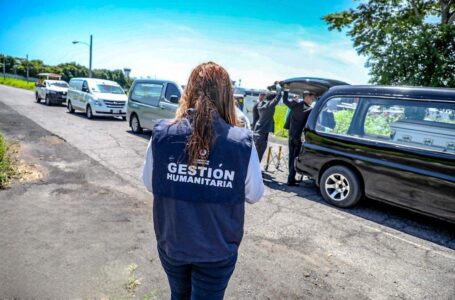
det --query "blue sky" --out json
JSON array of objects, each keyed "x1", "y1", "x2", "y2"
[{"x1": 0, "y1": 0, "x2": 369, "y2": 88}]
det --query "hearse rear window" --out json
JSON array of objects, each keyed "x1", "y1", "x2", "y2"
[
  {"x1": 131, "y1": 83, "x2": 164, "y2": 106},
  {"x1": 316, "y1": 97, "x2": 455, "y2": 154}
]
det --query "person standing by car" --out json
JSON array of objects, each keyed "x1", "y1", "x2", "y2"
[
  {"x1": 283, "y1": 86, "x2": 315, "y2": 186},
  {"x1": 283, "y1": 94, "x2": 299, "y2": 130},
  {"x1": 251, "y1": 92, "x2": 264, "y2": 130},
  {"x1": 142, "y1": 62, "x2": 264, "y2": 300},
  {"x1": 252, "y1": 84, "x2": 282, "y2": 162}
]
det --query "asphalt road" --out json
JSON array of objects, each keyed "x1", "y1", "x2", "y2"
[{"x1": 1, "y1": 84, "x2": 455, "y2": 299}]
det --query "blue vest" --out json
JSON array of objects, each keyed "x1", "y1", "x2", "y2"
[{"x1": 152, "y1": 115, "x2": 253, "y2": 262}]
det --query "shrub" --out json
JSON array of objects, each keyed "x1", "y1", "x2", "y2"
[{"x1": 0, "y1": 134, "x2": 14, "y2": 188}]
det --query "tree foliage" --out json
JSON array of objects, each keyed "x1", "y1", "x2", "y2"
[
  {"x1": 324, "y1": 0, "x2": 455, "y2": 87},
  {"x1": 0, "y1": 54, "x2": 133, "y2": 89}
]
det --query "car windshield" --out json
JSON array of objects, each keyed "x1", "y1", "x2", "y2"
[
  {"x1": 93, "y1": 84, "x2": 124, "y2": 94},
  {"x1": 49, "y1": 82, "x2": 68, "y2": 88}
]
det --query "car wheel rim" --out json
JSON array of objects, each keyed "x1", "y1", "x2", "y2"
[
  {"x1": 68, "y1": 102, "x2": 72, "y2": 111},
  {"x1": 132, "y1": 116, "x2": 139, "y2": 131},
  {"x1": 325, "y1": 173, "x2": 350, "y2": 201},
  {"x1": 87, "y1": 108, "x2": 91, "y2": 118}
]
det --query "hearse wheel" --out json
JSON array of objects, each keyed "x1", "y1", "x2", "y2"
[
  {"x1": 67, "y1": 100, "x2": 75, "y2": 113},
  {"x1": 130, "y1": 114, "x2": 143, "y2": 134},
  {"x1": 45, "y1": 94, "x2": 51, "y2": 106},
  {"x1": 320, "y1": 166, "x2": 362, "y2": 208},
  {"x1": 86, "y1": 105, "x2": 93, "y2": 119}
]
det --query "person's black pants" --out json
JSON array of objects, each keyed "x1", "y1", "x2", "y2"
[
  {"x1": 288, "y1": 137, "x2": 302, "y2": 183},
  {"x1": 158, "y1": 247, "x2": 238, "y2": 300},
  {"x1": 253, "y1": 131, "x2": 269, "y2": 162}
]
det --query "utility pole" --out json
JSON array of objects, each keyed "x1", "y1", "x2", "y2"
[
  {"x1": 89, "y1": 34, "x2": 93, "y2": 78},
  {"x1": 26, "y1": 54, "x2": 29, "y2": 81},
  {"x1": 72, "y1": 34, "x2": 93, "y2": 78}
]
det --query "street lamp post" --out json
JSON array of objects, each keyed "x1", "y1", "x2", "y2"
[{"x1": 72, "y1": 34, "x2": 93, "y2": 78}]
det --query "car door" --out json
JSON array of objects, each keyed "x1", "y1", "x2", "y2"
[
  {"x1": 39, "y1": 80, "x2": 46, "y2": 98},
  {"x1": 156, "y1": 82, "x2": 180, "y2": 119},
  {"x1": 79, "y1": 80, "x2": 91, "y2": 111},
  {"x1": 129, "y1": 82, "x2": 165, "y2": 129},
  {"x1": 351, "y1": 97, "x2": 455, "y2": 220}
]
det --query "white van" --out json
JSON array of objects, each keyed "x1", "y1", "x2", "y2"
[{"x1": 67, "y1": 78, "x2": 127, "y2": 120}]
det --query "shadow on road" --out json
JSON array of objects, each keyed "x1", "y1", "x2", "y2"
[
  {"x1": 126, "y1": 130, "x2": 152, "y2": 140},
  {"x1": 66, "y1": 110, "x2": 127, "y2": 122},
  {"x1": 263, "y1": 171, "x2": 455, "y2": 251}
]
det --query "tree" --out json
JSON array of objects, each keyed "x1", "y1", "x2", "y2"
[{"x1": 324, "y1": 0, "x2": 455, "y2": 87}]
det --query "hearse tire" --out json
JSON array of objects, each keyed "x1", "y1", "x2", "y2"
[
  {"x1": 130, "y1": 114, "x2": 143, "y2": 134},
  {"x1": 320, "y1": 166, "x2": 362, "y2": 208},
  {"x1": 67, "y1": 100, "x2": 75, "y2": 113},
  {"x1": 86, "y1": 105, "x2": 93, "y2": 119},
  {"x1": 45, "y1": 94, "x2": 51, "y2": 106}
]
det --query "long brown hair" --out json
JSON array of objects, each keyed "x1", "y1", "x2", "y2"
[{"x1": 175, "y1": 62, "x2": 237, "y2": 165}]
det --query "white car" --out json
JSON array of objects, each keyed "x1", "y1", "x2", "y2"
[
  {"x1": 67, "y1": 78, "x2": 127, "y2": 120},
  {"x1": 35, "y1": 80, "x2": 69, "y2": 106}
]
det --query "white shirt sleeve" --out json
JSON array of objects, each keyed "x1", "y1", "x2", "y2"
[
  {"x1": 245, "y1": 144, "x2": 264, "y2": 204},
  {"x1": 142, "y1": 138, "x2": 153, "y2": 193}
]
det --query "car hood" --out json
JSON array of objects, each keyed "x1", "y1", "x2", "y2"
[
  {"x1": 94, "y1": 93, "x2": 127, "y2": 101},
  {"x1": 270, "y1": 77, "x2": 349, "y2": 96}
]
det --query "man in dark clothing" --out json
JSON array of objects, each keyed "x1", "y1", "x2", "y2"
[
  {"x1": 282, "y1": 87, "x2": 315, "y2": 186},
  {"x1": 253, "y1": 85, "x2": 282, "y2": 162},
  {"x1": 283, "y1": 94, "x2": 298, "y2": 130}
]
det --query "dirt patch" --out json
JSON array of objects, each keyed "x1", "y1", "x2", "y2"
[
  {"x1": 39, "y1": 134, "x2": 66, "y2": 145},
  {"x1": 5, "y1": 143, "x2": 45, "y2": 187}
]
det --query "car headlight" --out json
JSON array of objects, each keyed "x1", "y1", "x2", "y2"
[
  {"x1": 93, "y1": 100, "x2": 102, "y2": 106},
  {"x1": 49, "y1": 90, "x2": 57, "y2": 94}
]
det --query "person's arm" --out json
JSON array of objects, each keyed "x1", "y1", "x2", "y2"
[
  {"x1": 283, "y1": 90, "x2": 299, "y2": 109},
  {"x1": 264, "y1": 86, "x2": 283, "y2": 108},
  {"x1": 245, "y1": 144, "x2": 264, "y2": 204},
  {"x1": 142, "y1": 138, "x2": 154, "y2": 193},
  {"x1": 252, "y1": 103, "x2": 259, "y2": 129}
]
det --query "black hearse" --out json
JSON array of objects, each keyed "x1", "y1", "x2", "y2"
[{"x1": 295, "y1": 86, "x2": 455, "y2": 222}]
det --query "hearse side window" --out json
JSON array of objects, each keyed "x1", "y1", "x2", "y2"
[
  {"x1": 316, "y1": 97, "x2": 359, "y2": 135},
  {"x1": 164, "y1": 83, "x2": 180, "y2": 103},
  {"x1": 82, "y1": 81, "x2": 89, "y2": 93},
  {"x1": 362, "y1": 99, "x2": 455, "y2": 154},
  {"x1": 71, "y1": 80, "x2": 82, "y2": 90},
  {"x1": 131, "y1": 83, "x2": 163, "y2": 106}
]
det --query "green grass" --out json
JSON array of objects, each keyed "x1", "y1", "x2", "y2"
[
  {"x1": 273, "y1": 105, "x2": 289, "y2": 138},
  {"x1": 0, "y1": 133, "x2": 15, "y2": 189},
  {"x1": 0, "y1": 77, "x2": 35, "y2": 90}
]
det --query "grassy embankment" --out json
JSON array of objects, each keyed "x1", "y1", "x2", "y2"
[
  {"x1": 0, "y1": 77, "x2": 35, "y2": 90},
  {"x1": 273, "y1": 105, "x2": 289, "y2": 138},
  {"x1": 0, "y1": 133, "x2": 15, "y2": 189}
]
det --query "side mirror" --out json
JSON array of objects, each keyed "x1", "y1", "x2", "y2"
[{"x1": 169, "y1": 95, "x2": 179, "y2": 104}]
